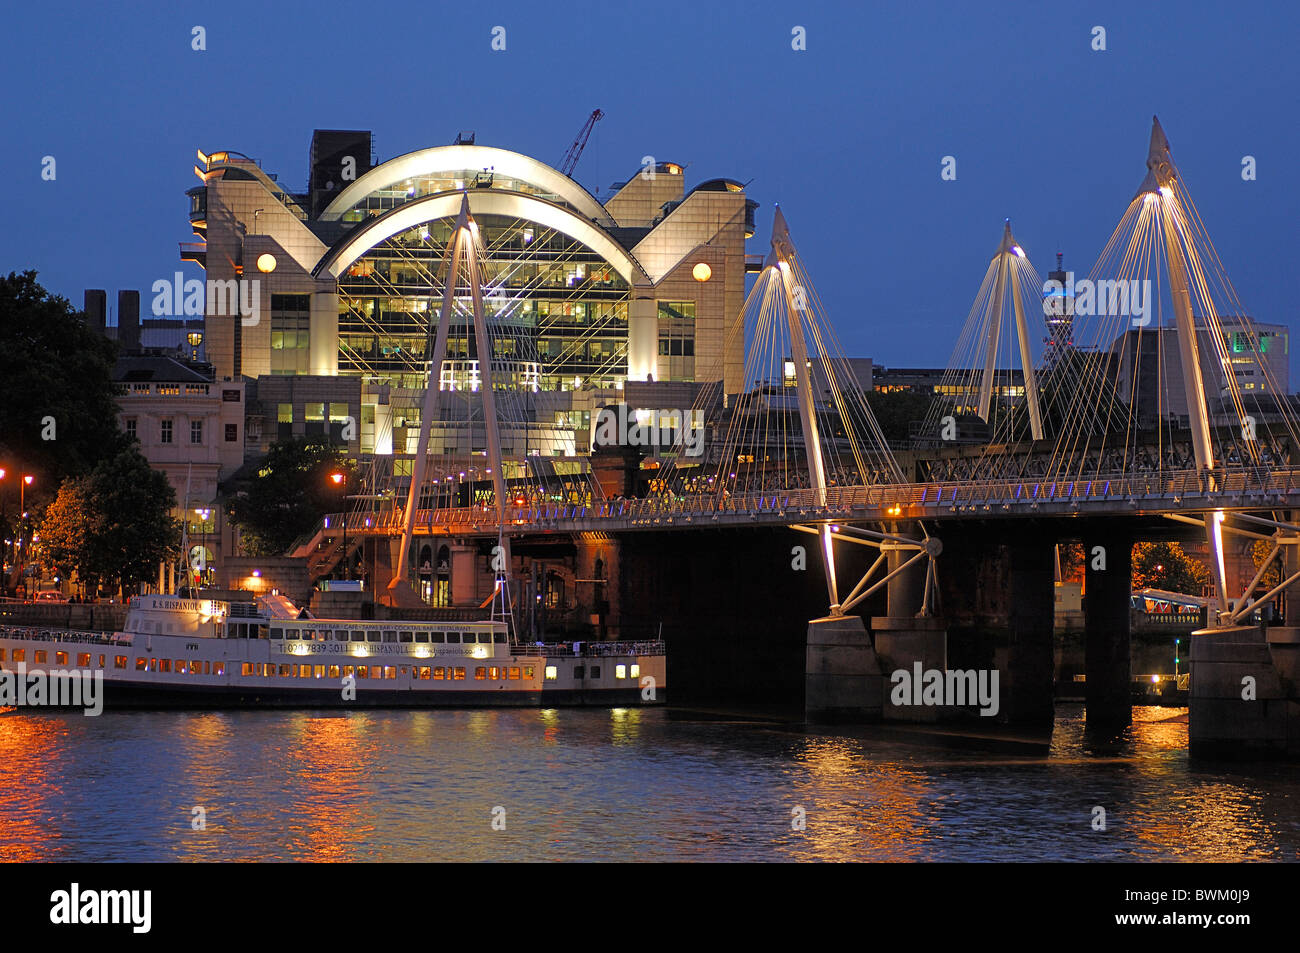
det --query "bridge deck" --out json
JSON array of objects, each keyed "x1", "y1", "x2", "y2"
[{"x1": 306, "y1": 467, "x2": 1300, "y2": 541}]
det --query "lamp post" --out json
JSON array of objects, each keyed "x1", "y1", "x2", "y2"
[
  {"x1": 330, "y1": 472, "x2": 348, "y2": 580},
  {"x1": 194, "y1": 507, "x2": 212, "y2": 587},
  {"x1": 0, "y1": 468, "x2": 7, "y2": 590},
  {"x1": 18, "y1": 475, "x2": 33, "y2": 596}
]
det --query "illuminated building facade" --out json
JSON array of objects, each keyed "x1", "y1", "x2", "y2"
[{"x1": 183, "y1": 131, "x2": 755, "y2": 473}]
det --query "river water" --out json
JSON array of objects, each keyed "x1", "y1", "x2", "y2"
[{"x1": 1, "y1": 703, "x2": 1296, "y2": 862}]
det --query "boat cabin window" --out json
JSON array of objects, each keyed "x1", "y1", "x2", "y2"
[
  {"x1": 446, "y1": 632, "x2": 461, "y2": 644},
  {"x1": 351, "y1": 631, "x2": 366, "y2": 642},
  {"x1": 415, "y1": 632, "x2": 429, "y2": 643},
  {"x1": 431, "y1": 632, "x2": 445, "y2": 643},
  {"x1": 398, "y1": 631, "x2": 413, "y2": 643},
  {"x1": 335, "y1": 630, "x2": 350, "y2": 641},
  {"x1": 493, "y1": 633, "x2": 507, "y2": 643},
  {"x1": 270, "y1": 628, "x2": 283, "y2": 639},
  {"x1": 366, "y1": 631, "x2": 380, "y2": 643},
  {"x1": 477, "y1": 633, "x2": 493, "y2": 644},
  {"x1": 382, "y1": 630, "x2": 397, "y2": 643}
]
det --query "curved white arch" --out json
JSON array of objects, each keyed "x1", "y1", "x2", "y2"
[
  {"x1": 319, "y1": 145, "x2": 610, "y2": 224},
  {"x1": 317, "y1": 190, "x2": 651, "y2": 285}
]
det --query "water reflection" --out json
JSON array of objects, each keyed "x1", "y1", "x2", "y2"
[
  {"x1": 1, "y1": 704, "x2": 1298, "y2": 861},
  {"x1": 785, "y1": 736, "x2": 933, "y2": 862},
  {"x1": 0, "y1": 716, "x2": 66, "y2": 861}
]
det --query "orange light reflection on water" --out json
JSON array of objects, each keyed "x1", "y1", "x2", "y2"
[
  {"x1": 784, "y1": 735, "x2": 933, "y2": 862},
  {"x1": 0, "y1": 715, "x2": 66, "y2": 861},
  {"x1": 279, "y1": 714, "x2": 378, "y2": 862}
]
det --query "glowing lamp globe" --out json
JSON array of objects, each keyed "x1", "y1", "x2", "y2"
[
  {"x1": 256, "y1": 253, "x2": 277, "y2": 274},
  {"x1": 692, "y1": 262, "x2": 712, "y2": 282}
]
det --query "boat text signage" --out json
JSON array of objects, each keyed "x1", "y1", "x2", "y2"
[{"x1": 275, "y1": 642, "x2": 480, "y2": 658}]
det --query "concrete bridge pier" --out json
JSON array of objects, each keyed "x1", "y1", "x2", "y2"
[
  {"x1": 1000, "y1": 534, "x2": 1056, "y2": 725},
  {"x1": 871, "y1": 615, "x2": 950, "y2": 721},
  {"x1": 1189, "y1": 518, "x2": 1300, "y2": 758},
  {"x1": 805, "y1": 614, "x2": 884, "y2": 723},
  {"x1": 870, "y1": 530, "x2": 952, "y2": 722},
  {"x1": 1084, "y1": 529, "x2": 1132, "y2": 729},
  {"x1": 1189, "y1": 624, "x2": 1292, "y2": 758}
]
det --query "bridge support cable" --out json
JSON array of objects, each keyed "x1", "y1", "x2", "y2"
[
  {"x1": 917, "y1": 220, "x2": 1046, "y2": 469},
  {"x1": 771, "y1": 208, "x2": 838, "y2": 611},
  {"x1": 922, "y1": 118, "x2": 1300, "y2": 621},
  {"x1": 655, "y1": 206, "x2": 909, "y2": 616},
  {"x1": 937, "y1": 118, "x2": 1299, "y2": 497},
  {"x1": 389, "y1": 196, "x2": 469, "y2": 600}
]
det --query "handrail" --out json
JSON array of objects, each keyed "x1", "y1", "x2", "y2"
[
  {"x1": 291, "y1": 466, "x2": 1300, "y2": 538},
  {"x1": 0, "y1": 626, "x2": 131, "y2": 646}
]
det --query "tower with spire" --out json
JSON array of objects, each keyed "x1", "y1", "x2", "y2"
[{"x1": 1043, "y1": 251, "x2": 1075, "y2": 362}]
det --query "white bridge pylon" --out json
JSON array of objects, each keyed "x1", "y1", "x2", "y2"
[
  {"x1": 388, "y1": 193, "x2": 511, "y2": 609},
  {"x1": 763, "y1": 208, "x2": 938, "y2": 618},
  {"x1": 978, "y1": 221, "x2": 1044, "y2": 440}
]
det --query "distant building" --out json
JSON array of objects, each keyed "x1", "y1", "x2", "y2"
[
  {"x1": 1109, "y1": 318, "x2": 1289, "y2": 427},
  {"x1": 872, "y1": 365, "x2": 1025, "y2": 401},
  {"x1": 809, "y1": 357, "x2": 872, "y2": 399},
  {"x1": 113, "y1": 356, "x2": 245, "y2": 589},
  {"x1": 86, "y1": 287, "x2": 206, "y2": 361}
]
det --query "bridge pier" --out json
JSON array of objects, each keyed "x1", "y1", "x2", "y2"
[
  {"x1": 1001, "y1": 533, "x2": 1056, "y2": 725},
  {"x1": 1188, "y1": 517, "x2": 1300, "y2": 758},
  {"x1": 871, "y1": 616, "x2": 950, "y2": 721},
  {"x1": 1084, "y1": 530, "x2": 1132, "y2": 730},
  {"x1": 805, "y1": 615, "x2": 884, "y2": 723},
  {"x1": 869, "y1": 526, "x2": 953, "y2": 721},
  {"x1": 1188, "y1": 624, "x2": 1294, "y2": 758},
  {"x1": 884, "y1": 533, "x2": 927, "y2": 617}
]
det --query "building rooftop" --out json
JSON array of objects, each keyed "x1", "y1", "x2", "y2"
[{"x1": 114, "y1": 355, "x2": 212, "y2": 384}]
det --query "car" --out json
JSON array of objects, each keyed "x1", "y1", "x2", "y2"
[{"x1": 33, "y1": 590, "x2": 70, "y2": 603}]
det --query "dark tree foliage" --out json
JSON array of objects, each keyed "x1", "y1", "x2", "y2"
[
  {"x1": 226, "y1": 438, "x2": 354, "y2": 556},
  {"x1": 38, "y1": 448, "x2": 180, "y2": 597},
  {"x1": 1131, "y1": 541, "x2": 1211, "y2": 596},
  {"x1": 0, "y1": 271, "x2": 125, "y2": 490},
  {"x1": 86, "y1": 448, "x2": 182, "y2": 594},
  {"x1": 864, "y1": 390, "x2": 933, "y2": 447}
]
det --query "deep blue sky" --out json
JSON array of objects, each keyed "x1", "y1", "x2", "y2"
[{"x1": 4, "y1": 0, "x2": 1296, "y2": 377}]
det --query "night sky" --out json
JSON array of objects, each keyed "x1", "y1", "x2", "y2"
[{"x1": 4, "y1": 0, "x2": 1296, "y2": 377}]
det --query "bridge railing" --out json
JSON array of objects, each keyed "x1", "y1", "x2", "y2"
[{"x1": 319, "y1": 467, "x2": 1300, "y2": 534}]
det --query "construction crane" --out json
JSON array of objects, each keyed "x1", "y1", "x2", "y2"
[{"x1": 558, "y1": 109, "x2": 603, "y2": 177}]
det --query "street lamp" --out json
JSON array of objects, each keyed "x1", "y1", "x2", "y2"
[
  {"x1": 330, "y1": 472, "x2": 348, "y2": 579},
  {"x1": 18, "y1": 475, "x2": 33, "y2": 596},
  {"x1": 0, "y1": 469, "x2": 7, "y2": 588},
  {"x1": 193, "y1": 507, "x2": 212, "y2": 587}
]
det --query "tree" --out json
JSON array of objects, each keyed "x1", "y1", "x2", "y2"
[
  {"x1": 1250, "y1": 538, "x2": 1282, "y2": 592},
  {"x1": 0, "y1": 271, "x2": 125, "y2": 488},
  {"x1": 1057, "y1": 541, "x2": 1085, "y2": 583},
  {"x1": 864, "y1": 390, "x2": 932, "y2": 447},
  {"x1": 84, "y1": 448, "x2": 181, "y2": 595},
  {"x1": 38, "y1": 449, "x2": 180, "y2": 597},
  {"x1": 36, "y1": 479, "x2": 96, "y2": 595},
  {"x1": 1131, "y1": 541, "x2": 1210, "y2": 595},
  {"x1": 226, "y1": 438, "x2": 354, "y2": 556}
]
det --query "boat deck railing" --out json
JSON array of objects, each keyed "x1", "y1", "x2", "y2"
[
  {"x1": 0, "y1": 626, "x2": 132, "y2": 647},
  {"x1": 511, "y1": 640, "x2": 666, "y2": 658}
]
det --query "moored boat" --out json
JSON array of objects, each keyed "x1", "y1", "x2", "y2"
[{"x1": 0, "y1": 594, "x2": 666, "y2": 710}]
